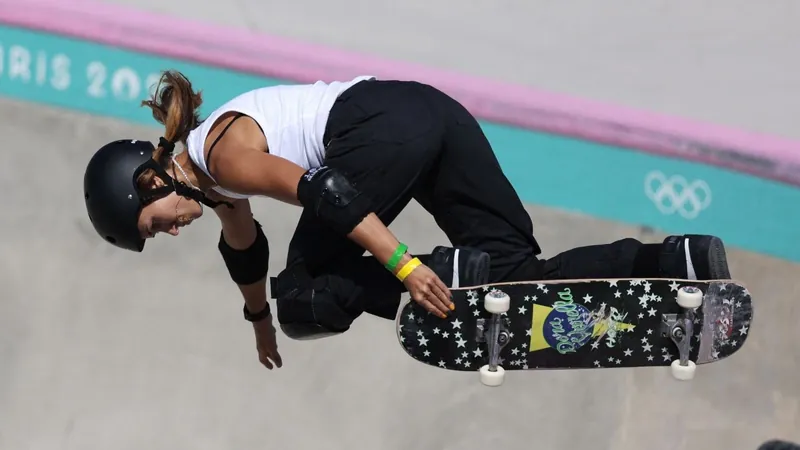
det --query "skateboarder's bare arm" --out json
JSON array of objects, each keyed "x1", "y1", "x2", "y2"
[{"x1": 208, "y1": 137, "x2": 407, "y2": 271}]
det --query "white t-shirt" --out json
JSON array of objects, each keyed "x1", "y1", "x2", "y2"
[{"x1": 185, "y1": 75, "x2": 375, "y2": 199}]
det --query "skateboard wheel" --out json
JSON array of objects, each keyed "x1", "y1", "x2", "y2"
[
  {"x1": 484, "y1": 290, "x2": 510, "y2": 314},
  {"x1": 479, "y1": 364, "x2": 505, "y2": 386},
  {"x1": 670, "y1": 359, "x2": 696, "y2": 380},
  {"x1": 676, "y1": 286, "x2": 703, "y2": 309}
]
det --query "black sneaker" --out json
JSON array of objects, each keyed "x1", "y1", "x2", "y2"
[
  {"x1": 659, "y1": 234, "x2": 731, "y2": 280},
  {"x1": 427, "y1": 246, "x2": 491, "y2": 288}
]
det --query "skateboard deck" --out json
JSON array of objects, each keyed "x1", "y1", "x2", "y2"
[{"x1": 396, "y1": 278, "x2": 752, "y2": 386}]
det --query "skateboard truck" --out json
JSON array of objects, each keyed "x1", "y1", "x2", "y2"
[
  {"x1": 475, "y1": 312, "x2": 511, "y2": 384},
  {"x1": 475, "y1": 289, "x2": 512, "y2": 387},
  {"x1": 662, "y1": 286, "x2": 704, "y2": 381}
]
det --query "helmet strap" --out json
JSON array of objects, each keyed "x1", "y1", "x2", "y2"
[
  {"x1": 174, "y1": 178, "x2": 234, "y2": 209},
  {"x1": 134, "y1": 157, "x2": 234, "y2": 210}
]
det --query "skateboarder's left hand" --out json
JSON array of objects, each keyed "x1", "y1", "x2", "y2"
[{"x1": 253, "y1": 316, "x2": 283, "y2": 370}]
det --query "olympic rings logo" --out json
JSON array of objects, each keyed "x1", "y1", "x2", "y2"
[{"x1": 644, "y1": 170, "x2": 712, "y2": 219}]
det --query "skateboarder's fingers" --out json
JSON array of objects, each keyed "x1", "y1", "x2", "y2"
[
  {"x1": 271, "y1": 350, "x2": 283, "y2": 368},
  {"x1": 422, "y1": 285, "x2": 451, "y2": 318},
  {"x1": 420, "y1": 298, "x2": 446, "y2": 318},
  {"x1": 429, "y1": 280, "x2": 453, "y2": 312},
  {"x1": 262, "y1": 349, "x2": 284, "y2": 370},
  {"x1": 432, "y1": 278, "x2": 453, "y2": 309},
  {"x1": 259, "y1": 353, "x2": 274, "y2": 370},
  {"x1": 412, "y1": 288, "x2": 446, "y2": 318}
]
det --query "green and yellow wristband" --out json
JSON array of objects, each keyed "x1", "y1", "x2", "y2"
[{"x1": 385, "y1": 242, "x2": 422, "y2": 281}]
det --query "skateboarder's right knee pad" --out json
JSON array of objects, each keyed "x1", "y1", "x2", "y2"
[{"x1": 275, "y1": 276, "x2": 360, "y2": 341}]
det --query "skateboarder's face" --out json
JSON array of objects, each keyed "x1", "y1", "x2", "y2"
[{"x1": 136, "y1": 177, "x2": 203, "y2": 239}]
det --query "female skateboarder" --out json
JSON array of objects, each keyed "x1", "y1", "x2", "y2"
[{"x1": 83, "y1": 71, "x2": 731, "y2": 370}]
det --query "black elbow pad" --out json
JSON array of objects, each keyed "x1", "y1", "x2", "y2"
[
  {"x1": 218, "y1": 219, "x2": 270, "y2": 285},
  {"x1": 296, "y1": 166, "x2": 373, "y2": 235}
]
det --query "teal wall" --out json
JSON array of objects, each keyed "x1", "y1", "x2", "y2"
[{"x1": 1, "y1": 24, "x2": 798, "y2": 262}]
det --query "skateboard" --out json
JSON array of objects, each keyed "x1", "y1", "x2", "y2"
[{"x1": 396, "y1": 278, "x2": 752, "y2": 387}]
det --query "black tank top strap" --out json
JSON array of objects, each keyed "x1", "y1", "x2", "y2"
[{"x1": 205, "y1": 112, "x2": 245, "y2": 176}]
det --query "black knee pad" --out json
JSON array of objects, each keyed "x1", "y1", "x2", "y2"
[{"x1": 274, "y1": 271, "x2": 363, "y2": 340}]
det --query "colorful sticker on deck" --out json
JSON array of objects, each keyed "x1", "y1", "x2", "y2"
[{"x1": 531, "y1": 287, "x2": 635, "y2": 354}]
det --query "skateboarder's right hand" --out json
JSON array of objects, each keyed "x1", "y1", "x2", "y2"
[{"x1": 401, "y1": 260, "x2": 454, "y2": 319}]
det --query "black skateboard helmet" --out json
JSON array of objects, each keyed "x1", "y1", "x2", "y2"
[{"x1": 83, "y1": 138, "x2": 232, "y2": 252}]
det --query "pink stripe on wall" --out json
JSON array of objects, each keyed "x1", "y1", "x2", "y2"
[{"x1": 2, "y1": 0, "x2": 799, "y2": 186}]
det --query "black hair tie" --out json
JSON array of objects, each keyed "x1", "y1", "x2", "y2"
[{"x1": 158, "y1": 137, "x2": 176, "y2": 154}]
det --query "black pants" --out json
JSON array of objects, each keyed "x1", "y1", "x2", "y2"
[{"x1": 275, "y1": 80, "x2": 653, "y2": 322}]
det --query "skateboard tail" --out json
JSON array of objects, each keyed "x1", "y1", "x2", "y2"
[{"x1": 695, "y1": 281, "x2": 753, "y2": 365}]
